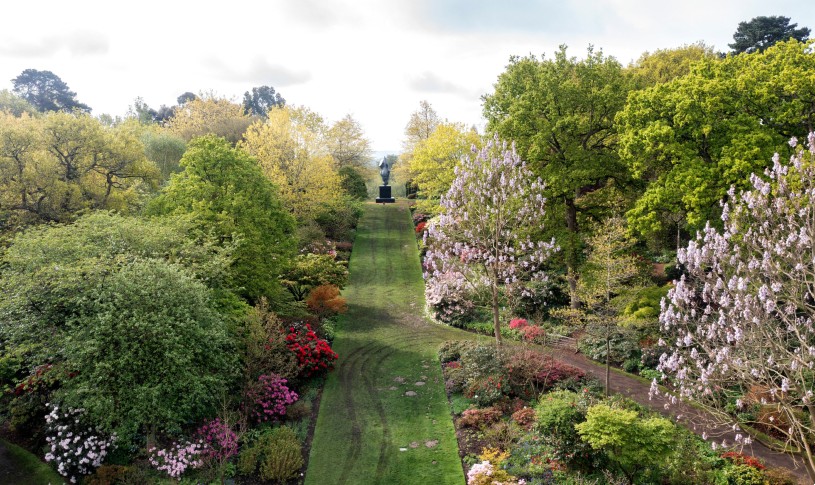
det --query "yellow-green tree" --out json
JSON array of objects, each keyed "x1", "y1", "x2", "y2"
[
  {"x1": 408, "y1": 122, "x2": 481, "y2": 208},
  {"x1": 168, "y1": 94, "x2": 252, "y2": 144},
  {"x1": 0, "y1": 111, "x2": 158, "y2": 229},
  {"x1": 326, "y1": 114, "x2": 372, "y2": 172},
  {"x1": 628, "y1": 42, "x2": 717, "y2": 87},
  {"x1": 240, "y1": 106, "x2": 342, "y2": 222}
]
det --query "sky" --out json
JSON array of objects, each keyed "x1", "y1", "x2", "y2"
[{"x1": 1, "y1": 0, "x2": 813, "y2": 153}]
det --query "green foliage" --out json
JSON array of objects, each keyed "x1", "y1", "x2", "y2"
[
  {"x1": 729, "y1": 15, "x2": 810, "y2": 54},
  {"x1": 716, "y1": 464, "x2": 766, "y2": 485},
  {"x1": 147, "y1": 134, "x2": 296, "y2": 302},
  {"x1": 578, "y1": 327, "x2": 640, "y2": 366},
  {"x1": 620, "y1": 285, "x2": 670, "y2": 327},
  {"x1": 142, "y1": 129, "x2": 186, "y2": 180},
  {"x1": 407, "y1": 122, "x2": 481, "y2": 202},
  {"x1": 237, "y1": 426, "x2": 304, "y2": 481},
  {"x1": 575, "y1": 404, "x2": 676, "y2": 482},
  {"x1": 629, "y1": 42, "x2": 718, "y2": 87},
  {"x1": 483, "y1": 45, "x2": 635, "y2": 306},
  {"x1": 11, "y1": 69, "x2": 90, "y2": 113},
  {"x1": 238, "y1": 299, "x2": 299, "y2": 381},
  {"x1": 59, "y1": 259, "x2": 237, "y2": 445},
  {"x1": 338, "y1": 166, "x2": 369, "y2": 200},
  {"x1": 438, "y1": 340, "x2": 479, "y2": 363},
  {"x1": 0, "y1": 89, "x2": 38, "y2": 117},
  {"x1": 313, "y1": 196, "x2": 362, "y2": 242},
  {"x1": 618, "y1": 40, "x2": 815, "y2": 240},
  {"x1": 281, "y1": 253, "x2": 349, "y2": 301}
]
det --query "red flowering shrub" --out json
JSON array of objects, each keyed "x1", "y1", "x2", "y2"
[
  {"x1": 286, "y1": 324, "x2": 338, "y2": 377},
  {"x1": 465, "y1": 374, "x2": 508, "y2": 406},
  {"x1": 521, "y1": 324, "x2": 545, "y2": 343},
  {"x1": 415, "y1": 221, "x2": 427, "y2": 234},
  {"x1": 508, "y1": 318, "x2": 528, "y2": 330},
  {"x1": 456, "y1": 407, "x2": 503, "y2": 428},
  {"x1": 720, "y1": 451, "x2": 766, "y2": 470}
]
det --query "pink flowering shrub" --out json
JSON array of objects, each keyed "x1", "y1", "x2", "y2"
[
  {"x1": 43, "y1": 403, "x2": 116, "y2": 483},
  {"x1": 246, "y1": 374, "x2": 299, "y2": 422},
  {"x1": 148, "y1": 440, "x2": 205, "y2": 479},
  {"x1": 508, "y1": 318, "x2": 528, "y2": 330},
  {"x1": 195, "y1": 418, "x2": 238, "y2": 462}
]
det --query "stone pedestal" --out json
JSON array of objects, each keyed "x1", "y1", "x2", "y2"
[{"x1": 376, "y1": 185, "x2": 395, "y2": 203}]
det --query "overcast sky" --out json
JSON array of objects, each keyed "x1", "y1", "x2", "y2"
[{"x1": 1, "y1": 0, "x2": 813, "y2": 152}]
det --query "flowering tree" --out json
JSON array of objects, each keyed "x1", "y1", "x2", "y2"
[
  {"x1": 424, "y1": 136, "x2": 556, "y2": 343},
  {"x1": 653, "y1": 133, "x2": 815, "y2": 479}
]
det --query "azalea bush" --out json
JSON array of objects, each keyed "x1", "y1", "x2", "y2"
[
  {"x1": 286, "y1": 324, "x2": 338, "y2": 377},
  {"x1": 246, "y1": 374, "x2": 299, "y2": 422},
  {"x1": 148, "y1": 440, "x2": 206, "y2": 479},
  {"x1": 44, "y1": 404, "x2": 117, "y2": 483}
]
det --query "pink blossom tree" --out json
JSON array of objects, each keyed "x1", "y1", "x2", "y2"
[
  {"x1": 424, "y1": 136, "x2": 556, "y2": 343},
  {"x1": 653, "y1": 133, "x2": 815, "y2": 479}
]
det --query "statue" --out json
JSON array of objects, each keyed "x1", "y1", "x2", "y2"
[{"x1": 378, "y1": 157, "x2": 390, "y2": 186}]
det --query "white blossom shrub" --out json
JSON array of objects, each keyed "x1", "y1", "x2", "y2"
[
  {"x1": 653, "y1": 133, "x2": 815, "y2": 479},
  {"x1": 43, "y1": 403, "x2": 116, "y2": 483}
]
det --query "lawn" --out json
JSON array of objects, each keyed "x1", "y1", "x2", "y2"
[{"x1": 305, "y1": 201, "x2": 485, "y2": 485}]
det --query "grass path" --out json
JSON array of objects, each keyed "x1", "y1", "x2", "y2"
[{"x1": 305, "y1": 201, "x2": 485, "y2": 485}]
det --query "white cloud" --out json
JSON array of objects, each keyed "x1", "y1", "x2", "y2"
[{"x1": 0, "y1": 31, "x2": 108, "y2": 58}]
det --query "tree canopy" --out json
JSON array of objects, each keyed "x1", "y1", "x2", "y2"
[
  {"x1": 729, "y1": 15, "x2": 810, "y2": 54},
  {"x1": 483, "y1": 45, "x2": 634, "y2": 307},
  {"x1": 147, "y1": 135, "x2": 295, "y2": 302},
  {"x1": 243, "y1": 85, "x2": 285, "y2": 117},
  {"x1": 618, "y1": 40, "x2": 815, "y2": 242},
  {"x1": 11, "y1": 69, "x2": 90, "y2": 113}
]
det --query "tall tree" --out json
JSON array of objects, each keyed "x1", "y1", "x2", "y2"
[
  {"x1": 242, "y1": 86, "x2": 285, "y2": 117},
  {"x1": 176, "y1": 92, "x2": 198, "y2": 105},
  {"x1": 729, "y1": 15, "x2": 810, "y2": 54},
  {"x1": 628, "y1": 42, "x2": 717, "y2": 87},
  {"x1": 0, "y1": 89, "x2": 37, "y2": 117},
  {"x1": 654, "y1": 135, "x2": 815, "y2": 480},
  {"x1": 407, "y1": 122, "x2": 481, "y2": 204},
  {"x1": 424, "y1": 137, "x2": 556, "y2": 343},
  {"x1": 168, "y1": 95, "x2": 252, "y2": 144},
  {"x1": 11, "y1": 69, "x2": 90, "y2": 113},
  {"x1": 483, "y1": 45, "x2": 634, "y2": 308},
  {"x1": 326, "y1": 114, "x2": 372, "y2": 171},
  {"x1": 147, "y1": 135, "x2": 295, "y2": 302},
  {"x1": 240, "y1": 106, "x2": 343, "y2": 222},
  {"x1": 618, "y1": 40, "x2": 815, "y2": 247}
]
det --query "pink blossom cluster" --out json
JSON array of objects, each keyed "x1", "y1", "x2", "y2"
[
  {"x1": 423, "y1": 136, "x2": 557, "y2": 329},
  {"x1": 195, "y1": 418, "x2": 238, "y2": 462},
  {"x1": 148, "y1": 440, "x2": 206, "y2": 479},
  {"x1": 247, "y1": 373, "x2": 299, "y2": 422},
  {"x1": 654, "y1": 133, "x2": 815, "y2": 451},
  {"x1": 43, "y1": 403, "x2": 116, "y2": 483}
]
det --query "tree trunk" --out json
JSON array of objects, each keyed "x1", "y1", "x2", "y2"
[
  {"x1": 492, "y1": 282, "x2": 502, "y2": 345},
  {"x1": 565, "y1": 196, "x2": 580, "y2": 309},
  {"x1": 605, "y1": 333, "x2": 611, "y2": 398}
]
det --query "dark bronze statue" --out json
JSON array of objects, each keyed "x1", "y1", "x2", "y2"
[{"x1": 378, "y1": 157, "x2": 390, "y2": 186}]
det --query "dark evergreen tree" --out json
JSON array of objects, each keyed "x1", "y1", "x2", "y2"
[
  {"x1": 729, "y1": 15, "x2": 810, "y2": 54},
  {"x1": 11, "y1": 69, "x2": 90, "y2": 113},
  {"x1": 243, "y1": 85, "x2": 286, "y2": 117}
]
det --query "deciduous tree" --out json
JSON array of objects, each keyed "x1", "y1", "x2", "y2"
[
  {"x1": 483, "y1": 45, "x2": 634, "y2": 308},
  {"x1": 168, "y1": 94, "x2": 252, "y2": 145},
  {"x1": 618, "y1": 40, "x2": 815, "y2": 246},
  {"x1": 326, "y1": 114, "x2": 372, "y2": 171},
  {"x1": 147, "y1": 135, "x2": 295, "y2": 302},
  {"x1": 424, "y1": 136, "x2": 556, "y2": 343},
  {"x1": 654, "y1": 133, "x2": 815, "y2": 480}
]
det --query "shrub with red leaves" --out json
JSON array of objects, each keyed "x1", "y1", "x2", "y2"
[
  {"x1": 511, "y1": 407, "x2": 536, "y2": 429},
  {"x1": 720, "y1": 451, "x2": 765, "y2": 470},
  {"x1": 456, "y1": 407, "x2": 503, "y2": 429},
  {"x1": 285, "y1": 324, "x2": 338, "y2": 377}
]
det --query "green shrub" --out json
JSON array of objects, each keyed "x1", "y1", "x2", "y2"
[
  {"x1": 461, "y1": 344, "x2": 507, "y2": 382},
  {"x1": 238, "y1": 426, "x2": 304, "y2": 481},
  {"x1": 578, "y1": 326, "x2": 640, "y2": 366},
  {"x1": 717, "y1": 463, "x2": 766, "y2": 485},
  {"x1": 762, "y1": 466, "x2": 798, "y2": 485},
  {"x1": 535, "y1": 390, "x2": 599, "y2": 470},
  {"x1": 438, "y1": 340, "x2": 477, "y2": 363}
]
